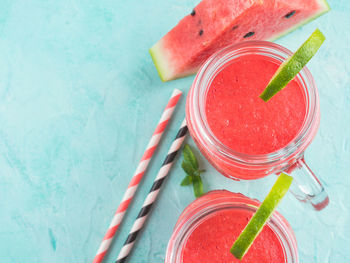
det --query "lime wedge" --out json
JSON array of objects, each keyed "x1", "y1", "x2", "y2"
[
  {"x1": 260, "y1": 29, "x2": 325, "y2": 102},
  {"x1": 230, "y1": 173, "x2": 293, "y2": 260}
]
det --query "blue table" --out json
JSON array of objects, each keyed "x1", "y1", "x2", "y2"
[{"x1": 0, "y1": 0, "x2": 349, "y2": 262}]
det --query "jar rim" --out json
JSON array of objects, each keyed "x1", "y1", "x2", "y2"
[
  {"x1": 186, "y1": 41, "x2": 320, "y2": 166},
  {"x1": 165, "y1": 191, "x2": 298, "y2": 263}
]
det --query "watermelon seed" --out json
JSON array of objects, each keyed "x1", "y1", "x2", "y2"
[
  {"x1": 191, "y1": 9, "x2": 196, "y2": 16},
  {"x1": 243, "y1": 32, "x2": 255, "y2": 38},
  {"x1": 199, "y1": 29, "x2": 203, "y2": 36},
  {"x1": 284, "y1": 10, "x2": 296, "y2": 18},
  {"x1": 232, "y1": 25, "x2": 239, "y2": 30}
]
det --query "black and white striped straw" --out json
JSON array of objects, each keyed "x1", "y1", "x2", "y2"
[{"x1": 115, "y1": 119, "x2": 188, "y2": 263}]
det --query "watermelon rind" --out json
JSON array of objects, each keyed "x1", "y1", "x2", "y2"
[
  {"x1": 270, "y1": 0, "x2": 330, "y2": 41},
  {"x1": 149, "y1": 43, "x2": 169, "y2": 82}
]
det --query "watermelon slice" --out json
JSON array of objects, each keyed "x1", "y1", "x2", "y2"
[{"x1": 150, "y1": 0, "x2": 330, "y2": 81}]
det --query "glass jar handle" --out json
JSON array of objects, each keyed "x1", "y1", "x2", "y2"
[{"x1": 287, "y1": 158, "x2": 329, "y2": 210}]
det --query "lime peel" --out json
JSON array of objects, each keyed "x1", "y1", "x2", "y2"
[
  {"x1": 230, "y1": 173, "x2": 293, "y2": 260},
  {"x1": 259, "y1": 29, "x2": 325, "y2": 102}
]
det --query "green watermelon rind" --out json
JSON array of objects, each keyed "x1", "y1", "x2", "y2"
[
  {"x1": 149, "y1": 43, "x2": 168, "y2": 82},
  {"x1": 270, "y1": 0, "x2": 330, "y2": 41}
]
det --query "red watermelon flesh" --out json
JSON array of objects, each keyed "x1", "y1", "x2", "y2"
[{"x1": 150, "y1": 0, "x2": 329, "y2": 81}]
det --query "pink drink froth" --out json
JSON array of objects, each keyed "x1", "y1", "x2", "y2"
[
  {"x1": 165, "y1": 191, "x2": 295, "y2": 263},
  {"x1": 182, "y1": 209, "x2": 285, "y2": 263},
  {"x1": 205, "y1": 54, "x2": 306, "y2": 155}
]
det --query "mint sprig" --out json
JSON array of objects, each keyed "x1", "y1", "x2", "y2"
[{"x1": 180, "y1": 144, "x2": 205, "y2": 198}]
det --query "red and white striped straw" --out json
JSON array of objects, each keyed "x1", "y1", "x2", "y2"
[
  {"x1": 93, "y1": 89, "x2": 182, "y2": 263},
  {"x1": 116, "y1": 119, "x2": 188, "y2": 263}
]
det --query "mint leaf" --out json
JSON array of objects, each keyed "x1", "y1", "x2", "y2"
[
  {"x1": 180, "y1": 144, "x2": 206, "y2": 198},
  {"x1": 182, "y1": 161, "x2": 196, "y2": 176},
  {"x1": 181, "y1": 175, "x2": 193, "y2": 186},
  {"x1": 194, "y1": 169, "x2": 206, "y2": 177},
  {"x1": 183, "y1": 144, "x2": 199, "y2": 170},
  {"x1": 193, "y1": 175, "x2": 203, "y2": 198}
]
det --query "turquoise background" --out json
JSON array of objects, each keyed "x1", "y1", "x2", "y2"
[{"x1": 0, "y1": 0, "x2": 349, "y2": 262}]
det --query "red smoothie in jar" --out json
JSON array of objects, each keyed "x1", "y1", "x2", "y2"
[
  {"x1": 182, "y1": 208, "x2": 285, "y2": 263},
  {"x1": 186, "y1": 41, "x2": 319, "y2": 180},
  {"x1": 165, "y1": 191, "x2": 298, "y2": 263},
  {"x1": 205, "y1": 54, "x2": 306, "y2": 155}
]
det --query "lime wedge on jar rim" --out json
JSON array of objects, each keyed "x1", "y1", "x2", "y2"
[
  {"x1": 259, "y1": 29, "x2": 325, "y2": 102},
  {"x1": 230, "y1": 173, "x2": 293, "y2": 260}
]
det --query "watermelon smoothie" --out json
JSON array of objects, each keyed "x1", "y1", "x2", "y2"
[
  {"x1": 205, "y1": 54, "x2": 305, "y2": 155},
  {"x1": 165, "y1": 191, "x2": 298, "y2": 263},
  {"x1": 186, "y1": 41, "x2": 328, "y2": 209}
]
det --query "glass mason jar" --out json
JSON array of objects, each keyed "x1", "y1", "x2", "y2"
[
  {"x1": 186, "y1": 41, "x2": 328, "y2": 210},
  {"x1": 165, "y1": 190, "x2": 298, "y2": 263}
]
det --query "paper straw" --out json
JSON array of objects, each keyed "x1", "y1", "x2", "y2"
[
  {"x1": 116, "y1": 119, "x2": 188, "y2": 263},
  {"x1": 93, "y1": 89, "x2": 182, "y2": 263}
]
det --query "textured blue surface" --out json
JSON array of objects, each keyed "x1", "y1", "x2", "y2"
[{"x1": 0, "y1": 0, "x2": 349, "y2": 262}]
